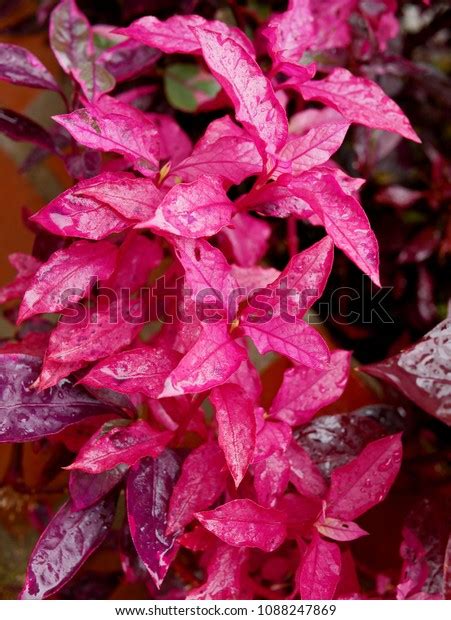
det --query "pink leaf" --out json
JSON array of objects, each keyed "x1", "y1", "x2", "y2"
[
  {"x1": 298, "y1": 68, "x2": 420, "y2": 142},
  {"x1": 253, "y1": 451, "x2": 290, "y2": 507},
  {"x1": 53, "y1": 99, "x2": 159, "y2": 175},
  {"x1": 104, "y1": 233, "x2": 163, "y2": 292},
  {"x1": 326, "y1": 433, "x2": 403, "y2": 520},
  {"x1": 262, "y1": 0, "x2": 314, "y2": 68},
  {"x1": 276, "y1": 122, "x2": 350, "y2": 175},
  {"x1": 167, "y1": 441, "x2": 227, "y2": 535},
  {"x1": 241, "y1": 312, "x2": 330, "y2": 368},
  {"x1": 286, "y1": 441, "x2": 327, "y2": 498},
  {"x1": 170, "y1": 135, "x2": 262, "y2": 185},
  {"x1": 267, "y1": 236, "x2": 334, "y2": 314},
  {"x1": 148, "y1": 113, "x2": 192, "y2": 165},
  {"x1": 116, "y1": 14, "x2": 255, "y2": 58},
  {"x1": 297, "y1": 533, "x2": 341, "y2": 600},
  {"x1": 290, "y1": 171, "x2": 380, "y2": 286},
  {"x1": 271, "y1": 350, "x2": 351, "y2": 425},
  {"x1": 220, "y1": 213, "x2": 271, "y2": 268},
  {"x1": 18, "y1": 240, "x2": 117, "y2": 323},
  {"x1": 126, "y1": 452, "x2": 180, "y2": 588},
  {"x1": 315, "y1": 517, "x2": 368, "y2": 542},
  {"x1": 187, "y1": 544, "x2": 247, "y2": 600},
  {"x1": 159, "y1": 323, "x2": 247, "y2": 397},
  {"x1": 0, "y1": 253, "x2": 41, "y2": 304},
  {"x1": 194, "y1": 27, "x2": 288, "y2": 157},
  {"x1": 172, "y1": 237, "x2": 238, "y2": 307},
  {"x1": 210, "y1": 383, "x2": 256, "y2": 487},
  {"x1": 20, "y1": 496, "x2": 116, "y2": 599},
  {"x1": 138, "y1": 176, "x2": 234, "y2": 238},
  {"x1": 66, "y1": 420, "x2": 172, "y2": 474},
  {"x1": 36, "y1": 298, "x2": 143, "y2": 390},
  {"x1": 80, "y1": 347, "x2": 180, "y2": 398},
  {"x1": 231, "y1": 266, "x2": 280, "y2": 294},
  {"x1": 253, "y1": 414, "x2": 292, "y2": 463},
  {"x1": 195, "y1": 499, "x2": 286, "y2": 552}
]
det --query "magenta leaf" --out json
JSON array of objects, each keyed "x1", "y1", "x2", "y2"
[
  {"x1": 290, "y1": 171, "x2": 380, "y2": 286},
  {"x1": 362, "y1": 318, "x2": 451, "y2": 426},
  {"x1": 69, "y1": 466, "x2": 128, "y2": 511},
  {"x1": 160, "y1": 323, "x2": 247, "y2": 397},
  {"x1": 297, "y1": 533, "x2": 341, "y2": 600},
  {"x1": 187, "y1": 544, "x2": 248, "y2": 600},
  {"x1": 253, "y1": 452, "x2": 290, "y2": 508},
  {"x1": 81, "y1": 347, "x2": 180, "y2": 399},
  {"x1": 267, "y1": 236, "x2": 334, "y2": 313},
  {"x1": 271, "y1": 350, "x2": 351, "y2": 425},
  {"x1": 242, "y1": 313, "x2": 330, "y2": 369},
  {"x1": 262, "y1": 0, "x2": 314, "y2": 68},
  {"x1": 232, "y1": 266, "x2": 280, "y2": 294},
  {"x1": 220, "y1": 213, "x2": 271, "y2": 268},
  {"x1": 326, "y1": 433, "x2": 403, "y2": 520},
  {"x1": 298, "y1": 68, "x2": 421, "y2": 142},
  {"x1": 0, "y1": 354, "x2": 120, "y2": 442},
  {"x1": 0, "y1": 253, "x2": 41, "y2": 305},
  {"x1": 276, "y1": 122, "x2": 350, "y2": 175},
  {"x1": 53, "y1": 99, "x2": 159, "y2": 175},
  {"x1": 315, "y1": 517, "x2": 368, "y2": 542},
  {"x1": 210, "y1": 383, "x2": 256, "y2": 487},
  {"x1": 98, "y1": 39, "x2": 161, "y2": 83},
  {"x1": 195, "y1": 27, "x2": 288, "y2": 157},
  {"x1": 36, "y1": 298, "x2": 144, "y2": 390},
  {"x1": 126, "y1": 451, "x2": 180, "y2": 588},
  {"x1": 254, "y1": 415, "x2": 292, "y2": 463},
  {"x1": 167, "y1": 441, "x2": 227, "y2": 535},
  {"x1": 18, "y1": 240, "x2": 118, "y2": 323},
  {"x1": 138, "y1": 176, "x2": 234, "y2": 238},
  {"x1": 116, "y1": 14, "x2": 254, "y2": 58},
  {"x1": 195, "y1": 499, "x2": 286, "y2": 552},
  {"x1": 0, "y1": 43, "x2": 59, "y2": 92},
  {"x1": 67, "y1": 420, "x2": 172, "y2": 474},
  {"x1": 286, "y1": 441, "x2": 327, "y2": 498},
  {"x1": 149, "y1": 113, "x2": 192, "y2": 166},
  {"x1": 0, "y1": 108, "x2": 55, "y2": 151},
  {"x1": 105, "y1": 233, "x2": 162, "y2": 292},
  {"x1": 20, "y1": 495, "x2": 116, "y2": 599}
]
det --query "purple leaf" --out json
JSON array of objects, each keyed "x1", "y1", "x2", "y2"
[
  {"x1": 315, "y1": 517, "x2": 368, "y2": 542},
  {"x1": 326, "y1": 433, "x2": 403, "y2": 520},
  {"x1": 298, "y1": 68, "x2": 421, "y2": 142},
  {"x1": 286, "y1": 441, "x2": 327, "y2": 498},
  {"x1": 0, "y1": 108, "x2": 55, "y2": 150},
  {"x1": 160, "y1": 323, "x2": 247, "y2": 397},
  {"x1": 138, "y1": 176, "x2": 234, "y2": 238},
  {"x1": 297, "y1": 533, "x2": 341, "y2": 600},
  {"x1": 362, "y1": 318, "x2": 451, "y2": 426},
  {"x1": 67, "y1": 420, "x2": 172, "y2": 474},
  {"x1": 81, "y1": 347, "x2": 180, "y2": 399},
  {"x1": 126, "y1": 451, "x2": 180, "y2": 588},
  {"x1": 18, "y1": 240, "x2": 118, "y2": 323},
  {"x1": 98, "y1": 39, "x2": 161, "y2": 83},
  {"x1": 271, "y1": 350, "x2": 351, "y2": 426},
  {"x1": 69, "y1": 466, "x2": 127, "y2": 511},
  {"x1": 20, "y1": 496, "x2": 116, "y2": 599},
  {"x1": 116, "y1": 14, "x2": 254, "y2": 58},
  {"x1": 195, "y1": 27, "x2": 288, "y2": 158},
  {"x1": 53, "y1": 99, "x2": 159, "y2": 175},
  {"x1": 196, "y1": 499, "x2": 286, "y2": 552},
  {"x1": 187, "y1": 544, "x2": 247, "y2": 600},
  {"x1": 0, "y1": 354, "x2": 119, "y2": 442},
  {"x1": 210, "y1": 383, "x2": 256, "y2": 487},
  {"x1": 167, "y1": 441, "x2": 227, "y2": 535},
  {"x1": 0, "y1": 43, "x2": 59, "y2": 92}
]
